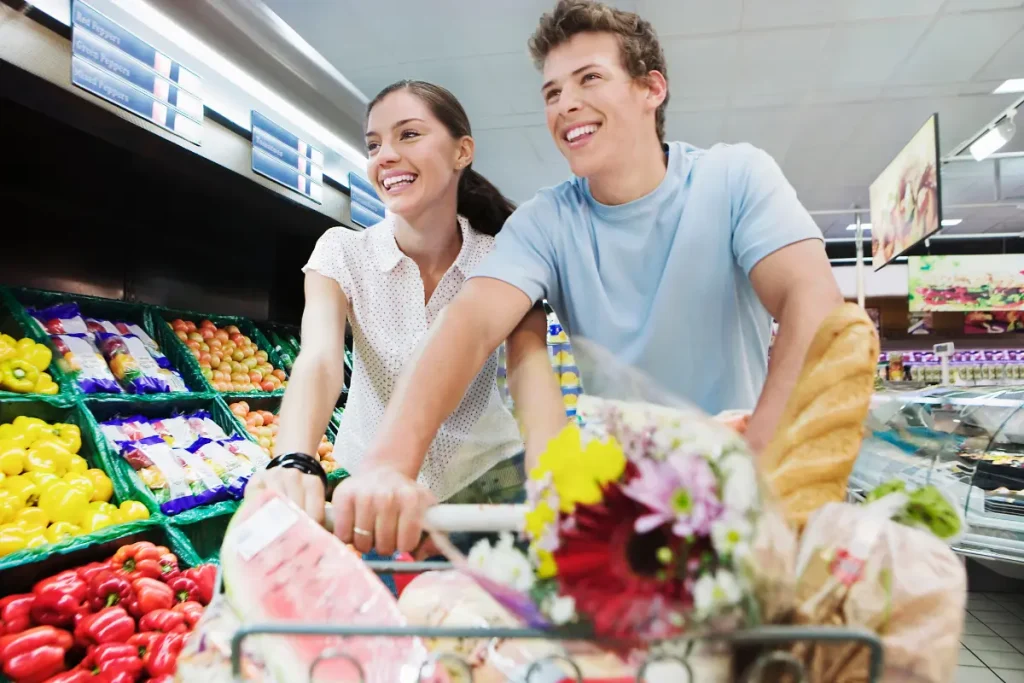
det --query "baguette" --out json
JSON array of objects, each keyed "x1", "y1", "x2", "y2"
[{"x1": 762, "y1": 303, "x2": 879, "y2": 527}]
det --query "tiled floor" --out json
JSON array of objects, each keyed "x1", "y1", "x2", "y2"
[{"x1": 956, "y1": 592, "x2": 1024, "y2": 682}]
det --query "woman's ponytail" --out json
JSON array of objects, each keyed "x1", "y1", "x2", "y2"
[
  {"x1": 457, "y1": 167, "x2": 516, "y2": 236},
  {"x1": 368, "y1": 80, "x2": 517, "y2": 236}
]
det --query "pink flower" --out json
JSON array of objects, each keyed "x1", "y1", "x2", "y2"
[{"x1": 621, "y1": 452, "x2": 724, "y2": 538}]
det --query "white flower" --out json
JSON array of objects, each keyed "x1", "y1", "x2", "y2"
[
  {"x1": 693, "y1": 569, "x2": 743, "y2": 616},
  {"x1": 467, "y1": 534, "x2": 535, "y2": 593},
  {"x1": 719, "y1": 454, "x2": 758, "y2": 513},
  {"x1": 547, "y1": 596, "x2": 577, "y2": 625},
  {"x1": 711, "y1": 514, "x2": 753, "y2": 558}
]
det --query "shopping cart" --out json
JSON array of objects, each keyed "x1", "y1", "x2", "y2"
[{"x1": 216, "y1": 504, "x2": 885, "y2": 682}]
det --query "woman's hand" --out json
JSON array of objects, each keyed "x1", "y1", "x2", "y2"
[
  {"x1": 246, "y1": 467, "x2": 326, "y2": 525},
  {"x1": 331, "y1": 465, "x2": 436, "y2": 556}
]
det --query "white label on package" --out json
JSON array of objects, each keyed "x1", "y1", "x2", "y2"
[
  {"x1": 140, "y1": 442, "x2": 191, "y2": 500},
  {"x1": 61, "y1": 335, "x2": 115, "y2": 378},
  {"x1": 90, "y1": 319, "x2": 120, "y2": 335},
  {"x1": 125, "y1": 323, "x2": 159, "y2": 351},
  {"x1": 153, "y1": 417, "x2": 194, "y2": 447},
  {"x1": 177, "y1": 449, "x2": 226, "y2": 491},
  {"x1": 233, "y1": 497, "x2": 299, "y2": 561},
  {"x1": 198, "y1": 441, "x2": 251, "y2": 478}
]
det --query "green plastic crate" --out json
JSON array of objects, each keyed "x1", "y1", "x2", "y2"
[
  {"x1": 170, "y1": 507, "x2": 233, "y2": 565},
  {"x1": 148, "y1": 307, "x2": 289, "y2": 397},
  {"x1": 0, "y1": 288, "x2": 75, "y2": 400},
  {"x1": 9, "y1": 288, "x2": 209, "y2": 397},
  {"x1": 82, "y1": 394, "x2": 246, "y2": 524},
  {"x1": 0, "y1": 396, "x2": 163, "y2": 572}
]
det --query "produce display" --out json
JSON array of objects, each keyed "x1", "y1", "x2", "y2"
[
  {"x1": 168, "y1": 319, "x2": 287, "y2": 394},
  {"x1": 0, "y1": 335, "x2": 56, "y2": 395},
  {"x1": 98, "y1": 412, "x2": 270, "y2": 516},
  {"x1": 0, "y1": 541, "x2": 214, "y2": 683},
  {"x1": 0, "y1": 416, "x2": 150, "y2": 558},
  {"x1": 261, "y1": 327, "x2": 299, "y2": 374},
  {"x1": 30, "y1": 303, "x2": 188, "y2": 395},
  {"x1": 227, "y1": 401, "x2": 336, "y2": 472}
]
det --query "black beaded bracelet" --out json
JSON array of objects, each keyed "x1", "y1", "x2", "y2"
[{"x1": 266, "y1": 452, "x2": 328, "y2": 492}]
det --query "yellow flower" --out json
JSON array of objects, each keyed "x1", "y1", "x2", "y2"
[
  {"x1": 531, "y1": 425, "x2": 629, "y2": 513},
  {"x1": 584, "y1": 437, "x2": 626, "y2": 485},
  {"x1": 536, "y1": 549, "x2": 558, "y2": 579},
  {"x1": 525, "y1": 499, "x2": 556, "y2": 539},
  {"x1": 530, "y1": 424, "x2": 583, "y2": 482}
]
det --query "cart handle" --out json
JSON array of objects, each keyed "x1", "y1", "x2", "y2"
[{"x1": 322, "y1": 503, "x2": 528, "y2": 534}]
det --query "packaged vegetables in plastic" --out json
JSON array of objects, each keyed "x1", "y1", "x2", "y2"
[
  {"x1": 51, "y1": 334, "x2": 122, "y2": 394},
  {"x1": 31, "y1": 302, "x2": 90, "y2": 336},
  {"x1": 118, "y1": 436, "x2": 228, "y2": 515},
  {"x1": 96, "y1": 333, "x2": 177, "y2": 394},
  {"x1": 188, "y1": 438, "x2": 255, "y2": 499}
]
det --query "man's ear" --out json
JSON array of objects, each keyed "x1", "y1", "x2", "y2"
[
  {"x1": 643, "y1": 70, "x2": 668, "y2": 112},
  {"x1": 455, "y1": 135, "x2": 475, "y2": 171}
]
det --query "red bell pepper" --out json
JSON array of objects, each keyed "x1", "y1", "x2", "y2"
[
  {"x1": 76, "y1": 562, "x2": 112, "y2": 585},
  {"x1": 111, "y1": 542, "x2": 170, "y2": 580},
  {"x1": 147, "y1": 676, "x2": 174, "y2": 683},
  {"x1": 166, "y1": 575, "x2": 198, "y2": 604},
  {"x1": 138, "y1": 609, "x2": 186, "y2": 634},
  {"x1": 74, "y1": 607, "x2": 135, "y2": 648},
  {"x1": 31, "y1": 571, "x2": 88, "y2": 628},
  {"x1": 0, "y1": 626, "x2": 73, "y2": 683},
  {"x1": 126, "y1": 631, "x2": 159, "y2": 659},
  {"x1": 182, "y1": 565, "x2": 215, "y2": 605},
  {"x1": 87, "y1": 571, "x2": 133, "y2": 611},
  {"x1": 142, "y1": 632, "x2": 186, "y2": 678},
  {"x1": 41, "y1": 669, "x2": 93, "y2": 683},
  {"x1": 0, "y1": 594, "x2": 35, "y2": 635},
  {"x1": 90, "y1": 642, "x2": 144, "y2": 680},
  {"x1": 156, "y1": 553, "x2": 180, "y2": 582},
  {"x1": 130, "y1": 578, "x2": 174, "y2": 615},
  {"x1": 172, "y1": 601, "x2": 203, "y2": 630}
]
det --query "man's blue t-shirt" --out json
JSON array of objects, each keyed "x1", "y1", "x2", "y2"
[{"x1": 472, "y1": 141, "x2": 822, "y2": 415}]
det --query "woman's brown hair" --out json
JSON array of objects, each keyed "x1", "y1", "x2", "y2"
[{"x1": 366, "y1": 81, "x2": 516, "y2": 236}]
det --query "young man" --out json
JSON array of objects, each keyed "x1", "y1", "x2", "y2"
[{"x1": 330, "y1": 0, "x2": 843, "y2": 554}]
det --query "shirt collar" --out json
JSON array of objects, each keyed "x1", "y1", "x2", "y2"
[{"x1": 372, "y1": 214, "x2": 484, "y2": 275}]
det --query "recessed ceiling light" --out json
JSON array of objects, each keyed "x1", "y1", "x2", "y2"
[
  {"x1": 994, "y1": 79, "x2": 1024, "y2": 95},
  {"x1": 846, "y1": 223, "x2": 872, "y2": 231},
  {"x1": 941, "y1": 219, "x2": 963, "y2": 227}
]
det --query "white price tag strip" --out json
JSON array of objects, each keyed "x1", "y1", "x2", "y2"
[{"x1": 321, "y1": 504, "x2": 527, "y2": 534}]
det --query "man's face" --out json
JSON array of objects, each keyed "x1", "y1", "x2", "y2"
[{"x1": 541, "y1": 32, "x2": 654, "y2": 179}]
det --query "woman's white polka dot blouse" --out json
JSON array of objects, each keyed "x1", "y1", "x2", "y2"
[{"x1": 302, "y1": 214, "x2": 523, "y2": 502}]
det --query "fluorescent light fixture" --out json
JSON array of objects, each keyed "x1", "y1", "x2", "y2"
[
  {"x1": 970, "y1": 114, "x2": 1017, "y2": 161},
  {"x1": 846, "y1": 223, "x2": 872, "y2": 231},
  {"x1": 994, "y1": 79, "x2": 1024, "y2": 95},
  {"x1": 108, "y1": 0, "x2": 367, "y2": 169},
  {"x1": 941, "y1": 219, "x2": 962, "y2": 227}
]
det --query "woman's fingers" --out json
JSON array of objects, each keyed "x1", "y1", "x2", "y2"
[
  {"x1": 301, "y1": 474, "x2": 326, "y2": 524},
  {"x1": 351, "y1": 490, "x2": 376, "y2": 554},
  {"x1": 373, "y1": 490, "x2": 400, "y2": 556},
  {"x1": 333, "y1": 481, "x2": 356, "y2": 545},
  {"x1": 396, "y1": 485, "x2": 435, "y2": 554}
]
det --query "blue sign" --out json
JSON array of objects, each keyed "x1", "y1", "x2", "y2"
[
  {"x1": 348, "y1": 172, "x2": 385, "y2": 228},
  {"x1": 72, "y1": 59, "x2": 202, "y2": 144},
  {"x1": 251, "y1": 111, "x2": 323, "y2": 204},
  {"x1": 72, "y1": 2, "x2": 201, "y2": 96},
  {"x1": 253, "y1": 148, "x2": 323, "y2": 204},
  {"x1": 71, "y1": 1, "x2": 203, "y2": 144}
]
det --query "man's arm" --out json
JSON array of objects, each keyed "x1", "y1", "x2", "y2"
[
  {"x1": 363, "y1": 277, "x2": 535, "y2": 477},
  {"x1": 506, "y1": 304, "x2": 568, "y2": 470},
  {"x1": 744, "y1": 239, "x2": 843, "y2": 452}
]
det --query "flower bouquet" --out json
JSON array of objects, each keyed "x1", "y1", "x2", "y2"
[{"x1": 433, "y1": 394, "x2": 791, "y2": 648}]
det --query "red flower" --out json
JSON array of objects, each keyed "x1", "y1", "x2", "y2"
[{"x1": 553, "y1": 478, "x2": 708, "y2": 641}]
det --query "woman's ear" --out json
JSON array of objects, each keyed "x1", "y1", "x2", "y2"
[{"x1": 455, "y1": 135, "x2": 475, "y2": 171}]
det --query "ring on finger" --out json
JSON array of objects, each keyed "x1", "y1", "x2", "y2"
[{"x1": 353, "y1": 526, "x2": 373, "y2": 538}]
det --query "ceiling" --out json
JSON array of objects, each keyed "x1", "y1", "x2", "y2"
[{"x1": 261, "y1": 0, "x2": 1024, "y2": 238}]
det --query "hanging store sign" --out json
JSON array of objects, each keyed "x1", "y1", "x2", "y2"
[
  {"x1": 908, "y1": 254, "x2": 1024, "y2": 311},
  {"x1": 251, "y1": 111, "x2": 323, "y2": 204},
  {"x1": 71, "y1": 1, "x2": 203, "y2": 144},
  {"x1": 348, "y1": 172, "x2": 385, "y2": 228}
]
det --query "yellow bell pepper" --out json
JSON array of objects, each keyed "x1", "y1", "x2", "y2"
[
  {"x1": 0, "y1": 336, "x2": 14, "y2": 363},
  {"x1": 0, "y1": 526, "x2": 28, "y2": 556},
  {"x1": 24, "y1": 449, "x2": 58, "y2": 476},
  {"x1": 30, "y1": 439, "x2": 71, "y2": 474},
  {"x1": 118, "y1": 500, "x2": 150, "y2": 522},
  {"x1": 0, "y1": 359, "x2": 38, "y2": 393},
  {"x1": 45, "y1": 521, "x2": 80, "y2": 544},
  {"x1": 0, "y1": 472, "x2": 4, "y2": 487},
  {"x1": 63, "y1": 473, "x2": 95, "y2": 501},
  {"x1": 0, "y1": 443, "x2": 23, "y2": 476},
  {"x1": 25, "y1": 472, "x2": 60, "y2": 491},
  {"x1": 0, "y1": 491, "x2": 19, "y2": 524},
  {"x1": 89, "y1": 501, "x2": 118, "y2": 515},
  {"x1": 15, "y1": 506, "x2": 48, "y2": 530},
  {"x1": 12, "y1": 416, "x2": 47, "y2": 443},
  {"x1": 80, "y1": 509, "x2": 118, "y2": 534},
  {"x1": 18, "y1": 341, "x2": 52, "y2": 372},
  {"x1": 34, "y1": 373, "x2": 59, "y2": 395},
  {"x1": 66, "y1": 455, "x2": 88, "y2": 475},
  {"x1": 2, "y1": 475, "x2": 37, "y2": 507},
  {"x1": 84, "y1": 469, "x2": 113, "y2": 502},
  {"x1": 50, "y1": 424, "x2": 81, "y2": 455},
  {"x1": 0, "y1": 426, "x2": 30, "y2": 449},
  {"x1": 38, "y1": 482, "x2": 88, "y2": 525},
  {"x1": 24, "y1": 529, "x2": 48, "y2": 549}
]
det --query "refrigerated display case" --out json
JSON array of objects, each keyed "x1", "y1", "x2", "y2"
[{"x1": 851, "y1": 385, "x2": 1024, "y2": 569}]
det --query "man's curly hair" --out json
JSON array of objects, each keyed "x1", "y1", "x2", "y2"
[{"x1": 529, "y1": 0, "x2": 670, "y2": 143}]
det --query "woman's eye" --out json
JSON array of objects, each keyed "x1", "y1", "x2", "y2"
[
  {"x1": 582, "y1": 73, "x2": 600, "y2": 83},
  {"x1": 400, "y1": 130, "x2": 420, "y2": 140},
  {"x1": 544, "y1": 89, "x2": 560, "y2": 104},
  {"x1": 366, "y1": 141, "x2": 379, "y2": 153}
]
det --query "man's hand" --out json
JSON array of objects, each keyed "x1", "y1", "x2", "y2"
[
  {"x1": 746, "y1": 239, "x2": 843, "y2": 452},
  {"x1": 331, "y1": 465, "x2": 437, "y2": 556}
]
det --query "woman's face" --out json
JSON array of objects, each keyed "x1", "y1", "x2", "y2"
[{"x1": 365, "y1": 90, "x2": 469, "y2": 219}]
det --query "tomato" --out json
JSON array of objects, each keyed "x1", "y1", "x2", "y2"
[
  {"x1": 208, "y1": 339, "x2": 222, "y2": 350},
  {"x1": 185, "y1": 340, "x2": 200, "y2": 351},
  {"x1": 255, "y1": 350, "x2": 269, "y2": 363},
  {"x1": 185, "y1": 321, "x2": 197, "y2": 333},
  {"x1": 245, "y1": 413, "x2": 264, "y2": 428},
  {"x1": 230, "y1": 403, "x2": 248, "y2": 418},
  {"x1": 201, "y1": 328, "x2": 215, "y2": 340},
  {"x1": 171, "y1": 319, "x2": 187, "y2": 332},
  {"x1": 246, "y1": 371, "x2": 262, "y2": 385},
  {"x1": 175, "y1": 331, "x2": 188, "y2": 342},
  {"x1": 200, "y1": 319, "x2": 216, "y2": 329},
  {"x1": 272, "y1": 369, "x2": 287, "y2": 381},
  {"x1": 214, "y1": 330, "x2": 229, "y2": 342},
  {"x1": 232, "y1": 350, "x2": 245, "y2": 362},
  {"x1": 199, "y1": 353, "x2": 212, "y2": 366},
  {"x1": 225, "y1": 325, "x2": 240, "y2": 335}
]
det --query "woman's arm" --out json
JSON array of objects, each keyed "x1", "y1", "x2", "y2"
[
  {"x1": 506, "y1": 304, "x2": 568, "y2": 471},
  {"x1": 245, "y1": 272, "x2": 348, "y2": 521}
]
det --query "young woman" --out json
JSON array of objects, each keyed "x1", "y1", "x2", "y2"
[{"x1": 246, "y1": 81, "x2": 566, "y2": 557}]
